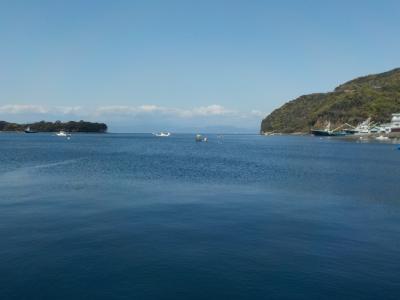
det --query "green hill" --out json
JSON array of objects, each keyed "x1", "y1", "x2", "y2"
[
  {"x1": 260, "y1": 68, "x2": 400, "y2": 133},
  {"x1": 0, "y1": 120, "x2": 108, "y2": 133}
]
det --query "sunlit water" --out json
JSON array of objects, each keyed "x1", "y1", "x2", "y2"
[{"x1": 1, "y1": 133, "x2": 399, "y2": 299}]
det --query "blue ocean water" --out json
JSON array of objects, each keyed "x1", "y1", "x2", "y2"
[{"x1": 0, "y1": 133, "x2": 399, "y2": 299}]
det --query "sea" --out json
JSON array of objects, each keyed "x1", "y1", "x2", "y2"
[{"x1": 0, "y1": 133, "x2": 399, "y2": 299}]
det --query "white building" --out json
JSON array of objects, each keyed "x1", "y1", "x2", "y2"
[
  {"x1": 390, "y1": 113, "x2": 400, "y2": 132},
  {"x1": 380, "y1": 113, "x2": 400, "y2": 133}
]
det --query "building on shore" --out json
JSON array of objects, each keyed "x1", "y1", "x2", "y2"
[{"x1": 380, "y1": 113, "x2": 400, "y2": 133}]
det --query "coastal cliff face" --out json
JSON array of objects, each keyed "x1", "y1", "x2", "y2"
[{"x1": 261, "y1": 68, "x2": 400, "y2": 133}]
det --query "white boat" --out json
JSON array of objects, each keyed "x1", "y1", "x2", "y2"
[
  {"x1": 375, "y1": 135, "x2": 389, "y2": 140},
  {"x1": 153, "y1": 132, "x2": 170, "y2": 137},
  {"x1": 348, "y1": 118, "x2": 392, "y2": 135},
  {"x1": 195, "y1": 134, "x2": 208, "y2": 142},
  {"x1": 353, "y1": 118, "x2": 373, "y2": 135},
  {"x1": 56, "y1": 131, "x2": 70, "y2": 137}
]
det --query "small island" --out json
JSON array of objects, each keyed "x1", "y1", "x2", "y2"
[{"x1": 0, "y1": 120, "x2": 108, "y2": 133}]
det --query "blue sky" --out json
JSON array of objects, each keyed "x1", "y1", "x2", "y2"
[{"x1": 1, "y1": 0, "x2": 400, "y2": 132}]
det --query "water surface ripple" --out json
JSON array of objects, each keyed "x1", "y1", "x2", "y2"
[{"x1": 0, "y1": 133, "x2": 399, "y2": 299}]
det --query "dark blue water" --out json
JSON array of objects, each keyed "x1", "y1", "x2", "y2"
[{"x1": 1, "y1": 133, "x2": 399, "y2": 299}]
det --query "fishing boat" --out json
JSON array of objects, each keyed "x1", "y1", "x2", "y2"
[
  {"x1": 312, "y1": 130, "x2": 348, "y2": 136},
  {"x1": 56, "y1": 130, "x2": 70, "y2": 137},
  {"x1": 311, "y1": 122, "x2": 348, "y2": 136},
  {"x1": 375, "y1": 135, "x2": 389, "y2": 141},
  {"x1": 311, "y1": 122, "x2": 332, "y2": 136},
  {"x1": 195, "y1": 134, "x2": 208, "y2": 142},
  {"x1": 24, "y1": 126, "x2": 37, "y2": 133},
  {"x1": 153, "y1": 132, "x2": 171, "y2": 137},
  {"x1": 346, "y1": 118, "x2": 373, "y2": 135}
]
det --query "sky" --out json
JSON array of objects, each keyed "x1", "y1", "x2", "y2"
[{"x1": 0, "y1": 0, "x2": 400, "y2": 132}]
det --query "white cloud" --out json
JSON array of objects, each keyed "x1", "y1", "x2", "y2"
[
  {"x1": 54, "y1": 106, "x2": 83, "y2": 114},
  {"x1": 138, "y1": 105, "x2": 161, "y2": 112},
  {"x1": 95, "y1": 105, "x2": 170, "y2": 116},
  {"x1": 0, "y1": 104, "x2": 49, "y2": 114},
  {"x1": 95, "y1": 104, "x2": 236, "y2": 118},
  {"x1": 95, "y1": 106, "x2": 135, "y2": 115},
  {"x1": 0, "y1": 104, "x2": 84, "y2": 115},
  {"x1": 0, "y1": 103, "x2": 265, "y2": 120},
  {"x1": 191, "y1": 105, "x2": 234, "y2": 116},
  {"x1": 249, "y1": 109, "x2": 266, "y2": 117}
]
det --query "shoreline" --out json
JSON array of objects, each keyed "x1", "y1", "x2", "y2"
[{"x1": 261, "y1": 131, "x2": 400, "y2": 143}]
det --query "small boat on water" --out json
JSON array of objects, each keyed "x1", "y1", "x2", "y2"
[
  {"x1": 56, "y1": 130, "x2": 70, "y2": 137},
  {"x1": 195, "y1": 134, "x2": 208, "y2": 142},
  {"x1": 153, "y1": 132, "x2": 171, "y2": 137},
  {"x1": 24, "y1": 126, "x2": 37, "y2": 133},
  {"x1": 311, "y1": 130, "x2": 347, "y2": 137},
  {"x1": 311, "y1": 122, "x2": 348, "y2": 136},
  {"x1": 375, "y1": 135, "x2": 389, "y2": 141}
]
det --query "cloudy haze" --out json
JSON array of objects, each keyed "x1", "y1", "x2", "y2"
[{"x1": 0, "y1": 104, "x2": 264, "y2": 132}]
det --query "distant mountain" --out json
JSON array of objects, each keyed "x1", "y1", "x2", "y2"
[
  {"x1": 0, "y1": 120, "x2": 107, "y2": 133},
  {"x1": 108, "y1": 124, "x2": 257, "y2": 134},
  {"x1": 185, "y1": 125, "x2": 257, "y2": 134},
  {"x1": 261, "y1": 68, "x2": 400, "y2": 133}
]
